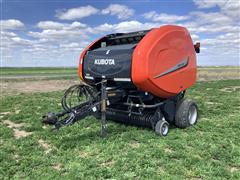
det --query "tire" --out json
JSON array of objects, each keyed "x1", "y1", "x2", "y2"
[
  {"x1": 155, "y1": 120, "x2": 169, "y2": 136},
  {"x1": 175, "y1": 99, "x2": 198, "y2": 128}
]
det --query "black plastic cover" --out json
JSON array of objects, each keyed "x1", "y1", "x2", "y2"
[{"x1": 83, "y1": 44, "x2": 135, "y2": 80}]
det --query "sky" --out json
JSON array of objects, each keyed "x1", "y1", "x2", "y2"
[{"x1": 0, "y1": 0, "x2": 240, "y2": 67}]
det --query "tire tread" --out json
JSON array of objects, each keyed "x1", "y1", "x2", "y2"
[{"x1": 175, "y1": 99, "x2": 198, "y2": 128}]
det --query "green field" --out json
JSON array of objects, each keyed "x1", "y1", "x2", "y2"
[
  {"x1": 0, "y1": 67, "x2": 78, "y2": 75},
  {"x1": 1, "y1": 66, "x2": 239, "y2": 75},
  {"x1": 1, "y1": 67, "x2": 239, "y2": 82},
  {"x1": 0, "y1": 67, "x2": 79, "y2": 82},
  {"x1": 0, "y1": 79, "x2": 239, "y2": 179}
]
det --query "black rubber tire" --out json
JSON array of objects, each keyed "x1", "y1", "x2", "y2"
[
  {"x1": 175, "y1": 99, "x2": 198, "y2": 128},
  {"x1": 155, "y1": 120, "x2": 169, "y2": 136}
]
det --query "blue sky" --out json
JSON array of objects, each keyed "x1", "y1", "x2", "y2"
[{"x1": 1, "y1": 0, "x2": 239, "y2": 67}]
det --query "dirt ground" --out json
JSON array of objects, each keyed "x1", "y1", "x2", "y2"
[
  {"x1": 0, "y1": 68, "x2": 239, "y2": 94},
  {"x1": 0, "y1": 79, "x2": 80, "y2": 94}
]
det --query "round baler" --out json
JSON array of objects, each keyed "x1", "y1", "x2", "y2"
[{"x1": 43, "y1": 25, "x2": 200, "y2": 136}]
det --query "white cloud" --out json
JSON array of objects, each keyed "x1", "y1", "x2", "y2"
[
  {"x1": 221, "y1": 1, "x2": 240, "y2": 18},
  {"x1": 202, "y1": 32, "x2": 240, "y2": 51},
  {"x1": 178, "y1": 10, "x2": 239, "y2": 35},
  {"x1": 11, "y1": 37, "x2": 32, "y2": 46},
  {"x1": 186, "y1": 1, "x2": 240, "y2": 63},
  {"x1": 30, "y1": 21, "x2": 90, "y2": 44},
  {"x1": 101, "y1": 4, "x2": 134, "y2": 19},
  {"x1": 60, "y1": 42, "x2": 79, "y2": 48},
  {"x1": 56, "y1": 4, "x2": 134, "y2": 20},
  {"x1": 190, "y1": 11, "x2": 234, "y2": 25},
  {"x1": 113, "y1": 21, "x2": 156, "y2": 32},
  {"x1": 1, "y1": 33, "x2": 35, "y2": 50},
  {"x1": 94, "y1": 23, "x2": 114, "y2": 33},
  {"x1": 193, "y1": 0, "x2": 226, "y2": 9},
  {"x1": 143, "y1": 11, "x2": 189, "y2": 23},
  {"x1": 37, "y1": 21, "x2": 65, "y2": 30},
  {"x1": 193, "y1": 0, "x2": 240, "y2": 19},
  {"x1": 114, "y1": 21, "x2": 143, "y2": 32},
  {"x1": 28, "y1": 29, "x2": 89, "y2": 42},
  {"x1": 91, "y1": 20, "x2": 160, "y2": 34},
  {"x1": 37, "y1": 21, "x2": 87, "y2": 30},
  {"x1": 56, "y1": 5, "x2": 99, "y2": 20},
  {"x1": 69, "y1": 20, "x2": 159, "y2": 35},
  {"x1": 1, "y1": 31, "x2": 17, "y2": 37},
  {"x1": 1, "y1": 19, "x2": 24, "y2": 30},
  {"x1": 59, "y1": 42, "x2": 84, "y2": 52},
  {"x1": 70, "y1": 21, "x2": 87, "y2": 29},
  {"x1": 191, "y1": 34, "x2": 200, "y2": 41}
]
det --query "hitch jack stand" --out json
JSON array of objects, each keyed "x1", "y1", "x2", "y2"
[{"x1": 101, "y1": 80, "x2": 107, "y2": 138}]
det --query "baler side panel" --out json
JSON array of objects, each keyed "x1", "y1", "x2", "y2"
[{"x1": 132, "y1": 25, "x2": 197, "y2": 98}]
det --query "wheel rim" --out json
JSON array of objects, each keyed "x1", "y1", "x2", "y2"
[
  {"x1": 162, "y1": 123, "x2": 169, "y2": 135},
  {"x1": 188, "y1": 105, "x2": 197, "y2": 125}
]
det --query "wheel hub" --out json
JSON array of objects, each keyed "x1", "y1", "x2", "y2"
[
  {"x1": 162, "y1": 123, "x2": 169, "y2": 135},
  {"x1": 188, "y1": 105, "x2": 197, "y2": 125}
]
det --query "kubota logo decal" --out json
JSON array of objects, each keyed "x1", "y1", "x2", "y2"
[{"x1": 94, "y1": 59, "x2": 115, "y2": 65}]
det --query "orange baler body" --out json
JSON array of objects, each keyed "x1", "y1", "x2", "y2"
[
  {"x1": 79, "y1": 25, "x2": 197, "y2": 98},
  {"x1": 131, "y1": 25, "x2": 197, "y2": 98}
]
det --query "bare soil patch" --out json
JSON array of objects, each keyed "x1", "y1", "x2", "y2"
[
  {"x1": 220, "y1": 86, "x2": 240, "y2": 93},
  {"x1": 79, "y1": 151, "x2": 89, "y2": 158},
  {"x1": 0, "y1": 79, "x2": 79, "y2": 94},
  {"x1": 99, "y1": 160, "x2": 116, "y2": 167},
  {"x1": 3, "y1": 120, "x2": 32, "y2": 139},
  {"x1": 0, "y1": 112, "x2": 11, "y2": 115},
  {"x1": 164, "y1": 147, "x2": 173, "y2": 153},
  {"x1": 52, "y1": 163, "x2": 62, "y2": 171},
  {"x1": 129, "y1": 141, "x2": 140, "y2": 149},
  {"x1": 38, "y1": 139, "x2": 52, "y2": 154},
  {"x1": 229, "y1": 166, "x2": 240, "y2": 173},
  {"x1": 197, "y1": 68, "x2": 239, "y2": 81},
  {"x1": 3, "y1": 120, "x2": 25, "y2": 128},
  {"x1": 12, "y1": 154, "x2": 20, "y2": 163},
  {"x1": 13, "y1": 128, "x2": 32, "y2": 139}
]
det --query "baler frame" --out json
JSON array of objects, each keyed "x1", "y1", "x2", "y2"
[{"x1": 43, "y1": 81, "x2": 185, "y2": 137}]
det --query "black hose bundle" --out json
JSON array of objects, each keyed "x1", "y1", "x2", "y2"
[
  {"x1": 61, "y1": 84, "x2": 99, "y2": 113},
  {"x1": 42, "y1": 84, "x2": 100, "y2": 127}
]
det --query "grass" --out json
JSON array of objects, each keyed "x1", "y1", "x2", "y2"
[
  {"x1": 198, "y1": 66, "x2": 240, "y2": 69},
  {"x1": 1, "y1": 76, "x2": 79, "y2": 83},
  {"x1": 0, "y1": 67, "x2": 79, "y2": 82},
  {"x1": 0, "y1": 67, "x2": 78, "y2": 75},
  {"x1": 1, "y1": 66, "x2": 238, "y2": 75},
  {"x1": 1, "y1": 66, "x2": 239, "y2": 82},
  {"x1": 0, "y1": 80, "x2": 240, "y2": 179}
]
